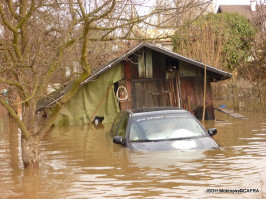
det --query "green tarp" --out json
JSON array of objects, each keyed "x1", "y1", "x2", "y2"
[{"x1": 55, "y1": 64, "x2": 124, "y2": 125}]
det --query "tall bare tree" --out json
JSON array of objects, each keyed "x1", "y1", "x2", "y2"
[{"x1": 0, "y1": 0, "x2": 210, "y2": 168}]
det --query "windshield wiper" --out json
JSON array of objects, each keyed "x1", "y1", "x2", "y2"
[{"x1": 130, "y1": 136, "x2": 203, "y2": 142}]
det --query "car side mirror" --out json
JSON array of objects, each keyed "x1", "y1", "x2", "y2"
[
  {"x1": 208, "y1": 128, "x2": 217, "y2": 137},
  {"x1": 113, "y1": 136, "x2": 123, "y2": 144}
]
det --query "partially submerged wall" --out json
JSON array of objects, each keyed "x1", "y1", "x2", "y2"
[
  {"x1": 120, "y1": 49, "x2": 215, "y2": 120},
  {"x1": 54, "y1": 64, "x2": 124, "y2": 125},
  {"x1": 179, "y1": 61, "x2": 215, "y2": 120}
]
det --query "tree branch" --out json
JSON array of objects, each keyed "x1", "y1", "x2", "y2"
[
  {"x1": 87, "y1": 0, "x2": 115, "y2": 23},
  {"x1": 37, "y1": 72, "x2": 89, "y2": 137},
  {"x1": 0, "y1": 97, "x2": 31, "y2": 139},
  {"x1": 16, "y1": 0, "x2": 36, "y2": 29},
  {"x1": 6, "y1": 0, "x2": 19, "y2": 20},
  {"x1": 0, "y1": 78, "x2": 23, "y2": 91},
  {"x1": 0, "y1": 3, "x2": 17, "y2": 32}
]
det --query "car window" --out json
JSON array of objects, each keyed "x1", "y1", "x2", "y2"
[
  {"x1": 111, "y1": 112, "x2": 125, "y2": 136},
  {"x1": 116, "y1": 115, "x2": 129, "y2": 139},
  {"x1": 129, "y1": 114, "x2": 207, "y2": 141}
]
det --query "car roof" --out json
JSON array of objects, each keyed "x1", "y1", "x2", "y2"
[{"x1": 126, "y1": 107, "x2": 189, "y2": 117}]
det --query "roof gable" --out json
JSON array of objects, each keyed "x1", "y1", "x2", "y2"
[{"x1": 81, "y1": 42, "x2": 232, "y2": 86}]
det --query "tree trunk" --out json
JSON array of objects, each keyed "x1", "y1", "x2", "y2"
[{"x1": 21, "y1": 136, "x2": 40, "y2": 168}]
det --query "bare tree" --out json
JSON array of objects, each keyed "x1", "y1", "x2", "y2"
[
  {"x1": 239, "y1": 1, "x2": 266, "y2": 110},
  {"x1": 0, "y1": 0, "x2": 209, "y2": 168}
]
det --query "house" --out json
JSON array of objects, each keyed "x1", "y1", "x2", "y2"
[
  {"x1": 137, "y1": 28, "x2": 176, "y2": 51},
  {"x1": 37, "y1": 43, "x2": 232, "y2": 125},
  {"x1": 218, "y1": 1, "x2": 266, "y2": 31}
]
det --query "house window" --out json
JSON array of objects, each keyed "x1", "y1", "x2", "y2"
[{"x1": 138, "y1": 48, "x2": 153, "y2": 78}]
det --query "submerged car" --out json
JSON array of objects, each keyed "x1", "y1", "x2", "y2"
[{"x1": 111, "y1": 107, "x2": 218, "y2": 150}]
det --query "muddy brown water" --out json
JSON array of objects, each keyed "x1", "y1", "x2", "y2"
[{"x1": 0, "y1": 111, "x2": 265, "y2": 198}]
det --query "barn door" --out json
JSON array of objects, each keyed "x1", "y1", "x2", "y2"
[{"x1": 132, "y1": 80, "x2": 162, "y2": 108}]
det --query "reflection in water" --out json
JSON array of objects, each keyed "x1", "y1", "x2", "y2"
[{"x1": 0, "y1": 111, "x2": 265, "y2": 198}]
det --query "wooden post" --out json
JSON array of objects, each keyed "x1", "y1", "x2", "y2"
[
  {"x1": 176, "y1": 71, "x2": 181, "y2": 108},
  {"x1": 171, "y1": 78, "x2": 177, "y2": 106},
  {"x1": 202, "y1": 65, "x2": 207, "y2": 121}
]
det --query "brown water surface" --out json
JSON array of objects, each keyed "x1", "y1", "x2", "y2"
[{"x1": 0, "y1": 111, "x2": 265, "y2": 198}]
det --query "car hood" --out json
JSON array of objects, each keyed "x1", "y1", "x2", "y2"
[{"x1": 129, "y1": 137, "x2": 218, "y2": 150}]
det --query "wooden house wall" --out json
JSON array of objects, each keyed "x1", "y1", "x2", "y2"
[
  {"x1": 179, "y1": 60, "x2": 215, "y2": 120},
  {"x1": 180, "y1": 77, "x2": 214, "y2": 120},
  {"x1": 119, "y1": 47, "x2": 215, "y2": 120}
]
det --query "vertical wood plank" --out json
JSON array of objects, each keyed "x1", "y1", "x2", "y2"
[
  {"x1": 145, "y1": 49, "x2": 153, "y2": 78},
  {"x1": 130, "y1": 55, "x2": 139, "y2": 79},
  {"x1": 138, "y1": 49, "x2": 145, "y2": 78},
  {"x1": 206, "y1": 77, "x2": 215, "y2": 120},
  {"x1": 120, "y1": 61, "x2": 132, "y2": 110},
  {"x1": 124, "y1": 61, "x2": 132, "y2": 80}
]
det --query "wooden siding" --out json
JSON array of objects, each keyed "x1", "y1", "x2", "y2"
[
  {"x1": 145, "y1": 48, "x2": 153, "y2": 78},
  {"x1": 152, "y1": 51, "x2": 166, "y2": 78},
  {"x1": 138, "y1": 49, "x2": 145, "y2": 78},
  {"x1": 179, "y1": 61, "x2": 203, "y2": 77},
  {"x1": 132, "y1": 79, "x2": 162, "y2": 108},
  {"x1": 129, "y1": 55, "x2": 139, "y2": 79},
  {"x1": 119, "y1": 49, "x2": 215, "y2": 120},
  {"x1": 119, "y1": 61, "x2": 132, "y2": 110},
  {"x1": 180, "y1": 76, "x2": 214, "y2": 120}
]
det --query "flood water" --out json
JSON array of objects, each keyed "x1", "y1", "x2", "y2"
[{"x1": 0, "y1": 110, "x2": 265, "y2": 198}]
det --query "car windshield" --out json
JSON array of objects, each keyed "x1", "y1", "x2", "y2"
[{"x1": 129, "y1": 113, "x2": 207, "y2": 141}]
